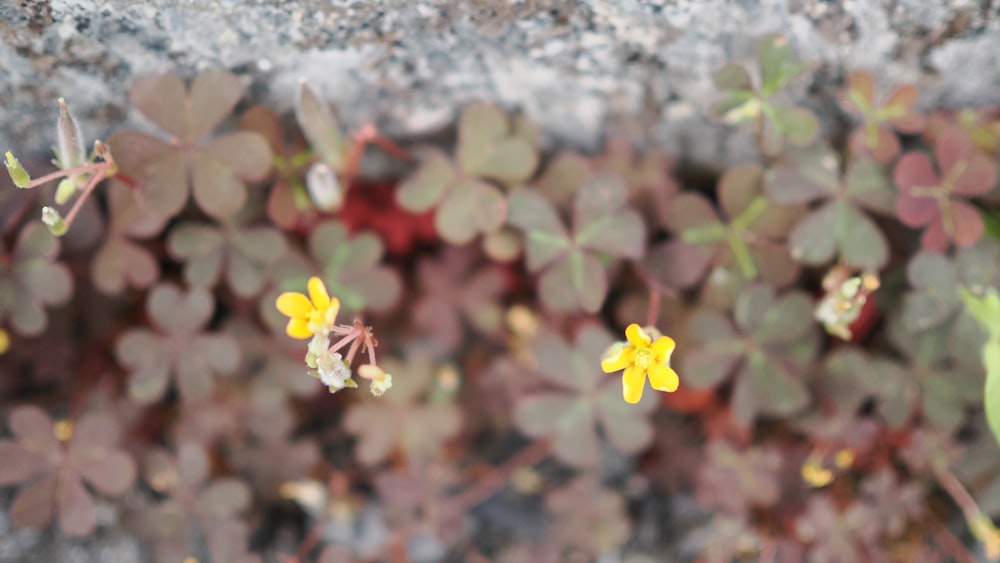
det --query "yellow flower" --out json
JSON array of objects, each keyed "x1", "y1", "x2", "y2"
[
  {"x1": 275, "y1": 277, "x2": 340, "y2": 339},
  {"x1": 0, "y1": 328, "x2": 8, "y2": 355},
  {"x1": 601, "y1": 323, "x2": 679, "y2": 404}
]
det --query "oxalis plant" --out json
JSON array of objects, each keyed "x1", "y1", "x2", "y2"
[{"x1": 2, "y1": 33, "x2": 1000, "y2": 562}]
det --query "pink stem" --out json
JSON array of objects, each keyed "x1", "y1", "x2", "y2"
[
  {"x1": 365, "y1": 336, "x2": 377, "y2": 366},
  {"x1": 327, "y1": 330, "x2": 359, "y2": 356},
  {"x1": 26, "y1": 162, "x2": 106, "y2": 188},
  {"x1": 344, "y1": 335, "x2": 363, "y2": 365},
  {"x1": 62, "y1": 169, "x2": 107, "y2": 226}
]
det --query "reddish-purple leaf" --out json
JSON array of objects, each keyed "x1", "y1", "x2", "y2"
[{"x1": 57, "y1": 474, "x2": 97, "y2": 536}]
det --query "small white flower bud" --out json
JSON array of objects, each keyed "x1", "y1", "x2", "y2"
[
  {"x1": 306, "y1": 162, "x2": 343, "y2": 211},
  {"x1": 41, "y1": 206, "x2": 67, "y2": 236}
]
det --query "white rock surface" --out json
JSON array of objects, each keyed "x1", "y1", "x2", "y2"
[{"x1": 2, "y1": 1, "x2": 999, "y2": 166}]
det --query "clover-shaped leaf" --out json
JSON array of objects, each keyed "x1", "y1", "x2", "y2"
[
  {"x1": 457, "y1": 102, "x2": 539, "y2": 184},
  {"x1": 883, "y1": 314, "x2": 983, "y2": 430},
  {"x1": 903, "y1": 238, "x2": 1000, "y2": 333},
  {"x1": 644, "y1": 165, "x2": 802, "y2": 292},
  {"x1": 532, "y1": 150, "x2": 590, "y2": 207},
  {"x1": 795, "y1": 494, "x2": 880, "y2": 563},
  {"x1": 594, "y1": 137, "x2": 679, "y2": 229},
  {"x1": 136, "y1": 444, "x2": 252, "y2": 563},
  {"x1": 398, "y1": 148, "x2": 508, "y2": 245},
  {"x1": 813, "y1": 346, "x2": 927, "y2": 429},
  {"x1": 894, "y1": 128, "x2": 997, "y2": 251},
  {"x1": 307, "y1": 220, "x2": 401, "y2": 313},
  {"x1": 681, "y1": 284, "x2": 818, "y2": 427},
  {"x1": 925, "y1": 108, "x2": 1000, "y2": 155},
  {"x1": 839, "y1": 70, "x2": 925, "y2": 163},
  {"x1": 115, "y1": 283, "x2": 240, "y2": 403},
  {"x1": 108, "y1": 69, "x2": 272, "y2": 218},
  {"x1": 858, "y1": 469, "x2": 925, "y2": 538},
  {"x1": 397, "y1": 103, "x2": 538, "y2": 244},
  {"x1": 513, "y1": 324, "x2": 657, "y2": 467},
  {"x1": 766, "y1": 147, "x2": 894, "y2": 269},
  {"x1": 343, "y1": 352, "x2": 462, "y2": 465},
  {"x1": 0, "y1": 222, "x2": 73, "y2": 336},
  {"x1": 545, "y1": 474, "x2": 631, "y2": 558},
  {"x1": 412, "y1": 245, "x2": 506, "y2": 347},
  {"x1": 695, "y1": 440, "x2": 783, "y2": 518},
  {"x1": 709, "y1": 34, "x2": 818, "y2": 155},
  {"x1": 91, "y1": 180, "x2": 165, "y2": 295},
  {"x1": 167, "y1": 217, "x2": 287, "y2": 298},
  {"x1": 262, "y1": 220, "x2": 401, "y2": 320},
  {"x1": 508, "y1": 172, "x2": 644, "y2": 312},
  {"x1": 0, "y1": 406, "x2": 137, "y2": 536}
]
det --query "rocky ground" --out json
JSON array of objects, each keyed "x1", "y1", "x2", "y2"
[{"x1": 2, "y1": 1, "x2": 999, "y2": 168}]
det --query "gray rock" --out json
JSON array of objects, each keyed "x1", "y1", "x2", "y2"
[{"x1": 1, "y1": 0, "x2": 999, "y2": 170}]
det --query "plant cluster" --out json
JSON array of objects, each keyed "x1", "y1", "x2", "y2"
[{"x1": 3, "y1": 32, "x2": 1000, "y2": 562}]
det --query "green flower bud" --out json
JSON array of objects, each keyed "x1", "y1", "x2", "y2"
[
  {"x1": 41, "y1": 206, "x2": 67, "y2": 236},
  {"x1": 57, "y1": 98, "x2": 85, "y2": 169},
  {"x1": 4, "y1": 151, "x2": 31, "y2": 188},
  {"x1": 55, "y1": 178, "x2": 77, "y2": 205}
]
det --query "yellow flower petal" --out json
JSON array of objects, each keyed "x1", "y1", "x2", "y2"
[
  {"x1": 286, "y1": 318, "x2": 313, "y2": 339},
  {"x1": 600, "y1": 344, "x2": 635, "y2": 373},
  {"x1": 622, "y1": 364, "x2": 646, "y2": 404},
  {"x1": 650, "y1": 336, "x2": 676, "y2": 361},
  {"x1": 276, "y1": 292, "x2": 313, "y2": 319},
  {"x1": 308, "y1": 277, "x2": 331, "y2": 311},
  {"x1": 324, "y1": 296, "x2": 341, "y2": 325},
  {"x1": 625, "y1": 323, "x2": 651, "y2": 349},
  {"x1": 647, "y1": 362, "x2": 679, "y2": 392}
]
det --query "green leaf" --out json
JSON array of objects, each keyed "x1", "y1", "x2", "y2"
[
  {"x1": 748, "y1": 351, "x2": 809, "y2": 415},
  {"x1": 764, "y1": 148, "x2": 837, "y2": 206},
  {"x1": 533, "y1": 151, "x2": 590, "y2": 206},
  {"x1": 776, "y1": 105, "x2": 819, "y2": 147},
  {"x1": 574, "y1": 172, "x2": 629, "y2": 230},
  {"x1": 903, "y1": 252, "x2": 959, "y2": 330},
  {"x1": 507, "y1": 189, "x2": 571, "y2": 271},
  {"x1": 961, "y1": 286, "x2": 1000, "y2": 339},
  {"x1": 755, "y1": 291, "x2": 814, "y2": 344},
  {"x1": 434, "y1": 178, "x2": 507, "y2": 245},
  {"x1": 396, "y1": 149, "x2": 455, "y2": 212},
  {"x1": 709, "y1": 91, "x2": 760, "y2": 123},
  {"x1": 539, "y1": 250, "x2": 607, "y2": 313},
  {"x1": 457, "y1": 102, "x2": 538, "y2": 184},
  {"x1": 789, "y1": 200, "x2": 887, "y2": 269},
  {"x1": 758, "y1": 34, "x2": 806, "y2": 94},
  {"x1": 713, "y1": 63, "x2": 753, "y2": 91},
  {"x1": 984, "y1": 339, "x2": 1000, "y2": 447},
  {"x1": 295, "y1": 82, "x2": 347, "y2": 170},
  {"x1": 845, "y1": 157, "x2": 894, "y2": 214},
  {"x1": 837, "y1": 201, "x2": 889, "y2": 270}
]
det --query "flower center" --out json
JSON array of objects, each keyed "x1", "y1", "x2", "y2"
[{"x1": 634, "y1": 347, "x2": 654, "y2": 370}]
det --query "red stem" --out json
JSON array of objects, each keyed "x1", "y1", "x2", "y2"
[{"x1": 646, "y1": 286, "x2": 661, "y2": 328}]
